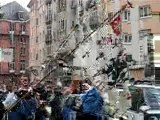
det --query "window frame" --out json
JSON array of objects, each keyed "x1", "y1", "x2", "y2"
[
  {"x1": 123, "y1": 33, "x2": 132, "y2": 43},
  {"x1": 20, "y1": 60, "x2": 26, "y2": 71},
  {"x1": 139, "y1": 5, "x2": 151, "y2": 18},
  {"x1": 123, "y1": 10, "x2": 130, "y2": 21},
  {"x1": 139, "y1": 29, "x2": 151, "y2": 40},
  {"x1": 9, "y1": 61, "x2": 15, "y2": 70},
  {"x1": 20, "y1": 47, "x2": 26, "y2": 56}
]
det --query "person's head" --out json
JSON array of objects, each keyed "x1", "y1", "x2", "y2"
[
  {"x1": 83, "y1": 78, "x2": 92, "y2": 85},
  {"x1": 20, "y1": 74, "x2": 29, "y2": 87},
  {"x1": 82, "y1": 78, "x2": 92, "y2": 91},
  {"x1": 54, "y1": 87, "x2": 62, "y2": 96},
  {"x1": 6, "y1": 83, "x2": 13, "y2": 92}
]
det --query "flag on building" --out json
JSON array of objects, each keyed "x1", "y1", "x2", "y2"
[{"x1": 110, "y1": 15, "x2": 121, "y2": 36}]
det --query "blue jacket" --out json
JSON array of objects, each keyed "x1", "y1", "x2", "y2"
[{"x1": 81, "y1": 87, "x2": 103, "y2": 114}]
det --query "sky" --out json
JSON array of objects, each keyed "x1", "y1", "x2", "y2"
[{"x1": 0, "y1": 0, "x2": 30, "y2": 11}]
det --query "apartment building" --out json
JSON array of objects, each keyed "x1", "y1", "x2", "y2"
[
  {"x1": 106, "y1": 0, "x2": 160, "y2": 80},
  {"x1": 28, "y1": 0, "x2": 46, "y2": 80},
  {"x1": 28, "y1": 0, "x2": 81, "y2": 83},
  {"x1": 0, "y1": 1, "x2": 29, "y2": 82}
]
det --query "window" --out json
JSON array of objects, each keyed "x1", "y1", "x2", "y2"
[
  {"x1": 139, "y1": 5, "x2": 151, "y2": 18},
  {"x1": 128, "y1": 35, "x2": 132, "y2": 42},
  {"x1": 18, "y1": 12, "x2": 24, "y2": 20},
  {"x1": 124, "y1": 33, "x2": 128, "y2": 42},
  {"x1": 61, "y1": 19, "x2": 65, "y2": 30},
  {"x1": 75, "y1": 37, "x2": 78, "y2": 44},
  {"x1": 90, "y1": 10, "x2": 99, "y2": 30},
  {"x1": 139, "y1": 29, "x2": 151, "y2": 39},
  {"x1": 9, "y1": 62, "x2": 15, "y2": 70},
  {"x1": 47, "y1": 25, "x2": 52, "y2": 35},
  {"x1": 53, "y1": 32, "x2": 56, "y2": 41},
  {"x1": 123, "y1": 33, "x2": 132, "y2": 43},
  {"x1": 20, "y1": 23, "x2": 26, "y2": 32},
  {"x1": 13, "y1": 47, "x2": 15, "y2": 61},
  {"x1": 139, "y1": 46, "x2": 143, "y2": 58},
  {"x1": 36, "y1": 18, "x2": 39, "y2": 25},
  {"x1": 59, "y1": 19, "x2": 65, "y2": 31},
  {"x1": 79, "y1": 0, "x2": 82, "y2": 5},
  {"x1": 140, "y1": 46, "x2": 143, "y2": 52},
  {"x1": 71, "y1": 21, "x2": 74, "y2": 28},
  {"x1": 10, "y1": 22, "x2": 15, "y2": 31},
  {"x1": 20, "y1": 47, "x2": 26, "y2": 55},
  {"x1": 123, "y1": 10, "x2": 130, "y2": 21},
  {"x1": 36, "y1": 53, "x2": 38, "y2": 60},
  {"x1": 46, "y1": 3, "x2": 52, "y2": 21},
  {"x1": 126, "y1": 55, "x2": 132, "y2": 62},
  {"x1": 148, "y1": 42, "x2": 154, "y2": 53},
  {"x1": 36, "y1": 36, "x2": 38, "y2": 43},
  {"x1": 58, "y1": 0, "x2": 66, "y2": 12},
  {"x1": 108, "y1": 12, "x2": 114, "y2": 21},
  {"x1": 108, "y1": 0, "x2": 114, "y2": 2},
  {"x1": 20, "y1": 37, "x2": 26, "y2": 43},
  {"x1": 47, "y1": 45, "x2": 52, "y2": 55},
  {"x1": 20, "y1": 60, "x2": 25, "y2": 70}
]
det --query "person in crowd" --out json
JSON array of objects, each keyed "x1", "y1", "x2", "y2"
[
  {"x1": 6, "y1": 74, "x2": 37, "y2": 120},
  {"x1": 62, "y1": 76, "x2": 104, "y2": 120},
  {"x1": 76, "y1": 78, "x2": 104, "y2": 120},
  {"x1": 50, "y1": 87, "x2": 64, "y2": 120}
]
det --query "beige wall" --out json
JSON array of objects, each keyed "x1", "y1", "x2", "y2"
[
  {"x1": 107, "y1": 0, "x2": 160, "y2": 34},
  {"x1": 130, "y1": 68, "x2": 144, "y2": 80}
]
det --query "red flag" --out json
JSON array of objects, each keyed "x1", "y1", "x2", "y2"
[{"x1": 110, "y1": 15, "x2": 121, "y2": 36}]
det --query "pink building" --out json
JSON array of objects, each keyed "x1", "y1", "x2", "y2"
[
  {"x1": 0, "y1": 1, "x2": 30, "y2": 83},
  {"x1": 107, "y1": 0, "x2": 160, "y2": 80}
]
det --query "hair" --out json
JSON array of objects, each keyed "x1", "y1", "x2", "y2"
[
  {"x1": 19, "y1": 73, "x2": 30, "y2": 84},
  {"x1": 83, "y1": 78, "x2": 92, "y2": 85},
  {"x1": 21, "y1": 73, "x2": 29, "y2": 78}
]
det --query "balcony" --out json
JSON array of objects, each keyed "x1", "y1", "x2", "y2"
[
  {"x1": 45, "y1": 0, "x2": 52, "y2": 4},
  {"x1": 71, "y1": 0, "x2": 76, "y2": 9},
  {"x1": 89, "y1": 17, "x2": 99, "y2": 30},
  {"x1": 89, "y1": 11, "x2": 99, "y2": 30},
  {"x1": 86, "y1": 0, "x2": 97, "y2": 11},
  {"x1": 45, "y1": 14, "x2": 52, "y2": 24},
  {"x1": 45, "y1": 34, "x2": 52, "y2": 45}
]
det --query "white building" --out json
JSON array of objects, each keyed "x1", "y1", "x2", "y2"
[{"x1": 28, "y1": 0, "x2": 122, "y2": 84}]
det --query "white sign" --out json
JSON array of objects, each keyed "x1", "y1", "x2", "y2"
[{"x1": 0, "y1": 48, "x2": 13, "y2": 62}]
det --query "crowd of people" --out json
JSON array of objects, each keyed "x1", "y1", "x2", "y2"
[{"x1": 0, "y1": 74, "x2": 108, "y2": 120}]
